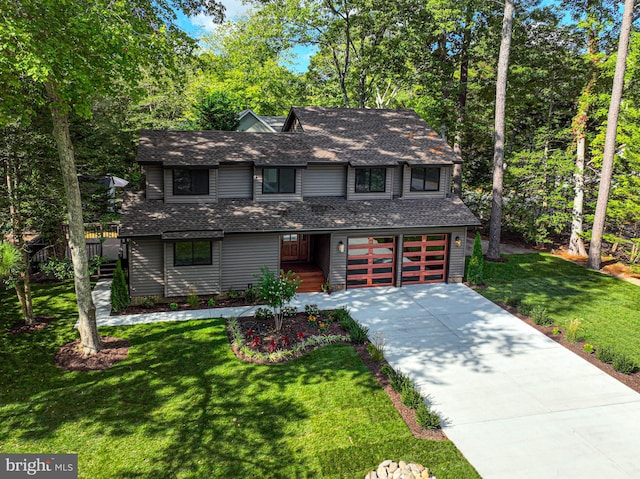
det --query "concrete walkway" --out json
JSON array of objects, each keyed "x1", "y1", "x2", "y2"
[{"x1": 92, "y1": 281, "x2": 640, "y2": 478}]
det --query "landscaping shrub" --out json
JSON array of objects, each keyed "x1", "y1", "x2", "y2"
[
  {"x1": 518, "y1": 301, "x2": 534, "y2": 316},
  {"x1": 596, "y1": 345, "x2": 616, "y2": 364},
  {"x1": 110, "y1": 260, "x2": 130, "y2": 313},
  {"x1": 381, "y1": 365, "x2": 394, "y2": 377},
  {"x1": 366, "y1": 343, "x2": 385, "y2": 362},
  {"x1": 282, "y1": 306, "x2": 298, "y2": 317},
  {"x1": 612, "y1": 354, "x2": 636, "y2": 375},
  {"x1": 565, "y1": 318, "x2": 582, "y2": 343},
  {"x1": 505, "y1": 294, "x2": 522, "y2": 308},
  {"x1": 388, "y1": 368, "x2": 411, "y2": 393},
  {"x1": 244, "y1": 285, "x2": 259, "y2": 303},
  {"x1": 415, "y1": 402, "x2": 441, "y2": 430},
  {"x1": 583, "y1": 343, "x2": 595, "y2": 354},
  {"x1": 305, "y1": 304, "x2": 320, "y2": 317},
  {"x1": 169, "y1": 302, "x2": 178, "y2": 311},
  {"x1": 401, "y1": 382, "x2": 423, "y2": 409},
  {"x1": 140, "y1": 297, "x2": 155, "y2": 309},
  {"x1": 531, "y1": 305, "x2": 553, "y2": 326},
  {"x1": 187, "y1": 289, "x2": 199, "y2": 308},
  {"x1": 254, "y1": 307, "x2": 272, "y2": 320},
  {"x1": 207, "y1": 297, "x2": 216, "y2": 307},
  {"x1": 466, "y1": 232, "x2": 485, "y2": 285}
]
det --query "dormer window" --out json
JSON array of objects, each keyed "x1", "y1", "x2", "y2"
[
  {"x1": 263, "y1": 168, "x2": 295, "y2": 194},
  {"x1": 173, "y1": 169, "x2": 209, "y2": 195},
  {"x1": 355, "y1": 168, "x2": 386, "y2": 193},
  {"x1": 410, "y1": 167, "x2": 440, "y2": 192}
]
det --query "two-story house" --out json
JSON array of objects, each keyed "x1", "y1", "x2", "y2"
[{"x1": 119, "y1": 106, "x2": 480, "y2": 299}]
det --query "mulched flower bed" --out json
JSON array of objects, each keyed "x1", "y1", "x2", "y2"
[
  {"x1": 499, "y1": 303, "x2": 640, "y2": 395},
  {"x1": 54, "y1": 337, "x2": 130, "y2": 372},
  {"x1": 7, "y1": 315, "x2": 55, "y2": 335},
  {"x1": 230, "y1": 311, "x2": 446, "y2": 440},
  {"x1": 114, "y1": 297, "x2": 265, "y2": 315}
]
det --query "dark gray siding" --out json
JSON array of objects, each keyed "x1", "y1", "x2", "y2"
[
  {"x1": 164, "y1": 241, "x2": 221, "y2": 297},
  {"x1": 302, "y1": 166, "x2": 346, "y2": 197},
  {"x1": 346, "y1": 167, "x2": 394, "y2": 200},
  {"x1": 328, "y1": 233, "x2": 348, "y2": 288},
  {"x1": 446, "y1": 227, "x2": 467, "y2": 282},
  {"x1": 145, "y1": 166, "x2": 164, "y2": 200},
  {"x1": 218, "y1": 166, "x2": 253, "y2": 199},
  {"x1": 129, "y1": 238, "x2": 164, "y2": 297},
  {"x1": 221, "y1": 234, "x2": 280, "y2": 290},
  {"x1": 164, "y1": 168, "x2": 218, "y2": 204},
  {"x1": 392, "y1": 166, "x2": 403, "y2": 198}
]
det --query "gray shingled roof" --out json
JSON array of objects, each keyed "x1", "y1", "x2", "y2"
[
  {"x1": 119, "y1": 193, "x2": 480, "y2": 237},
  {"x1": 286, "y1": 106, "x2": 463, "y2": 166},
  {"x1": 137, "y1": 107, "x2": 462, "y2": 168},
  {"x1": 137, "y1": 130, "x2": 311, "y2": 167}
]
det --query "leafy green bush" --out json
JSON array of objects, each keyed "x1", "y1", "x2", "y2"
[
  {"x1": 110, "y1": 260, "x2": 130, "y2": 313},
  {"x1": 465, "y1": 232, "x2": 484, "y2": 285},
  {"x1": 386, "y1": 368, "x2": 411, "y2": 394},
  {"x1": 612, "y1": 354, "x2": 636, "y2": 375},
  {"x1": 583, "y1": 343, "x2": 595, "y2": 354},
  {"x1": 207, "y1": 297, "x2": 216, "y2": 307},
  {"x1": 40, "y1": 257, "x2": 73, "y2": 280},
  {"x1": 244, "y1": 286, "x2": 259, "y2": 303},
  {"x1": 305, "y1": 304, "x2": 320, "y2": 316},
  {"x1": 282, "y1": 306, "x2": 298, "y2": 317},
  {"x1": 505, "y1": 295, "x2": 522, "y2": 307},
  {"x1": 366, "y1": 343, "x2": 384, "y2": 362},
  {"x1": 415, "y1": 403, "x2": 441, "y2": 430},
  {"x1": 254, "y1": 266, "x2": 301, "y2": 331},
  {"x1": 225, "y1": 289, "x2": 243, "y2": 301},
  {"x1": 169, "y1": 302, "x2": 178, "y2": 311},
  {"x1": 381, "y1": 365, "x2": 394, "y2": 377},
  {"x1": 531, "y1": 305, "x2": 553, "y2": 326},
  {"x1": 596, "y1": 345, "x2": 616, "y2": 364},
  {"x1": 254, "y1": 307, "x2": 272, "y2": 320},
  {"x1": 565, "y1": 318, "x2": 582, "y2": 343},
  {"x1": 139, "y1": 297, "x2": 155, "y2": 309},
  {"x1": 187, "y1": 289, "x2": 200, "y2": 308},
  {"x1": 518, "y1": 301, "x2": 534, "y2": 316},
  {"x1": 401, "y1": 382, "x2": 423, "y2": 409}
]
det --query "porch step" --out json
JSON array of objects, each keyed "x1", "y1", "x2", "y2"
[
  {"x1": 98, "y1": 261, "x2": 117, "y2": 278},
  {"x1": 293, "y1": 271, "x2": 325, "y2": 293}
]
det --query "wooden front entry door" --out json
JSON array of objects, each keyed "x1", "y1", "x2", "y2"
[{"x1": 281, "y1": 234, "x2": 309, "y2": 262}]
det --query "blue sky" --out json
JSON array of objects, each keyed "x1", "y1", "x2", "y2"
[{"x1": 175, "y1": 0, "x2": 314, "y2": 73}]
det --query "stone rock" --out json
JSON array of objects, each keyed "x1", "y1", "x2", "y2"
[
  {"x1": 381, "y1": 460, "x2": 392, "y2": 467},
  {"x1": 398, "y1": 461, "x2": 407, "y2": 469},
  {"x1": 388, "y1": 462, "x2": 398, "y2": 473},
  {"x1": 377, "y1": 466, "x2": 388, "y2": 479}
]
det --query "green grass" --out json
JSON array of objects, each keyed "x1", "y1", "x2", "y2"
[
  {"x1": 478, "y1": 253, "x2": 640, "y2": 365},
  {"x1": 0, "y1": 282, "x2": 479, "y2": 479}
]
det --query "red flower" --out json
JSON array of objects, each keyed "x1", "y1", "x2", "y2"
[
  {"x1": 297, "y1": 331, "x2": 304, "y2": 341},
  {"x1": 282, "y1": 335, "x2": 291, "y2": 346},
  {"x1": 251, "y1": 337, "x2": 260, "y2": 348},
  {"x1": 269, "y1": 339, "x2": 277, "y2": 353},
  {"x1": 247, "y1": 328, "x2": 255, "y2": 338}
]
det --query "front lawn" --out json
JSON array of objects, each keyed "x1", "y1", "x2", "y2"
[
  {"x1": 479, "y1": 253, "x2": 640, "y2": 365},
  {"x1": 0, "y1": 283, "x2": 479, "y2": 479}
]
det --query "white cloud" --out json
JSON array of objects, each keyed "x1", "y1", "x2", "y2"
[{"x1": 189, "y1": 0, "x2": 252, "y2": 33}]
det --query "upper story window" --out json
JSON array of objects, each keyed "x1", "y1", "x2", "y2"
[
  {"x1": 174, "y1": 241, "x2": 212, "y2": 266},
  {"x1": 173, "y1": 169, "x2": 209, "y2": 196},
  {"x1": 410, "y1": 167, "x2": 440, "y2": 192},
  {"x1": 263, "y1": 168, "x2": 295, "y2": 194},
  {"x1": 355, "y1": 168, "x2": 386, "y2": 193}
]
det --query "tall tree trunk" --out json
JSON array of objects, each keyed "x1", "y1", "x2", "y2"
[
  {"x1": 587, "y1": 0, "x2": 634, "y2": 270},
  {"x1": 487, "y1": 0, "x2": 515, "y2": 260},
  {"x1": 453, "y1": 13, "x2": 472, "y2": 197},
  {"x1": 569, "y1": 133, "x2": 588, "y2": 256},
  {"x1": 5, "y1": 153, "x2": 35, "y2": 324},
  {"x1": 45, "y1": 81, "x2": 101, "y2": 354}
]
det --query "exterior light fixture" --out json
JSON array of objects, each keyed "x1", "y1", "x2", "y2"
[
  {"x1": 338, "y1": 241, "x2": 345, "y2": 253},
  {"x1": 454, "y1": 236, "x2": 462, "y2": 247}
]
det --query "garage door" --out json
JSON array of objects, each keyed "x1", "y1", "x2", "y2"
[
  {"x1": 347, "y1": 237, "x2": 396, "y2": 288},
  {"x1": 401, "y1": 234, "x2": 448, "y2": 284}
]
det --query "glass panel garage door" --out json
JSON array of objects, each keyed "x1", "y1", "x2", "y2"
[
  {"x1": 401, "y1": 234, "x2": 448, "y2": 284},
  {"x1": 347, "y1": 237, "x2": 396, "y2": 288}
]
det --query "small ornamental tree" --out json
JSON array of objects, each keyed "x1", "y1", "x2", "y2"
[
  {"x1": 0, "y1": 241, "x2": 35, "y2": 324},
  {"x1": 110, "y1": 260, "x2": 130, "y2": 313},
  {"x1": 254, "y1": 266, "x2": 301, "y2": 331},
  {"x1": 466, "y1": 232, "x2": 485, "y2": 285}
]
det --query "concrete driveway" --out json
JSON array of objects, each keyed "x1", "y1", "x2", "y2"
[{"x1": 291, "y1": 283, "x2": 640, "y2": 479}]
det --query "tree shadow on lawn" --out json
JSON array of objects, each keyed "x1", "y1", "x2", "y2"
[{"x1": 0, "y1": 318, "x2": 382, "y2": 478}]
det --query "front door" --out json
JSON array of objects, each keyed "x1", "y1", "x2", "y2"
[{"x1": 281, "y1": 234, "x2": 309, "y2": 262}]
